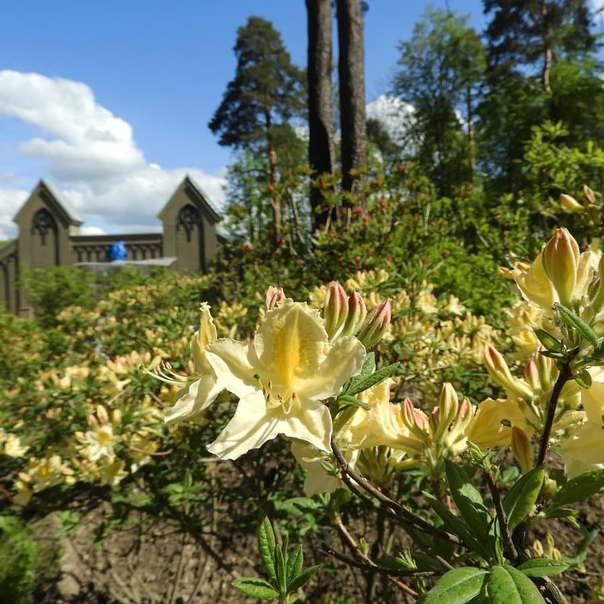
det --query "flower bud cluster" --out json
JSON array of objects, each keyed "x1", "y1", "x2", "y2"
[
  {"x1": 323, "y1": 281, "x2": 391, "y2": 348},
  {"x1": 504, "y1": 228, "x2": 603, "y2": 353}
]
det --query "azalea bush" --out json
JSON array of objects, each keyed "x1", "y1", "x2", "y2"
[
  {"x1": 144, "y1": 224, "x2": 604, "y2": 602},
  {"x1": 4, "y1": 207, "x2": 604, "y2": 601}
]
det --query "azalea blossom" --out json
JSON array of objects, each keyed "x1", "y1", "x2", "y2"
[
  {"x1": 560, "y1": 368, "x2": 604, "y2": 477},
  {"x1": 151, "y1": 303, "x2": 223, "y2": 423},
  {"x1": 84, "y1": 424, "x2": 119, "y2": 462},
  {"x1": 205, "y1": 299, "x2": 366, "y2": 460},
  {"x1": 291, "y1": 441, "x2": 359, "y2": 496}
]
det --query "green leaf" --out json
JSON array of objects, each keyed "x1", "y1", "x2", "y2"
[
  {"x1": 275, "y1": 544, "x2": 287, "y2": 595},
  {"x1": 232, "y1": 577, "x2": 280, "y2": 599},
  {"x1": 257, "y1": 517, "x2": 277, "y2": 583},
  {"x1": 287, "y1": 564, "x2": 320, "y2": 592},
  {"x1": 517, "y1": 558, "x2": 569, "y2": 578},
  {"x1": 487, "y1": 565, "x2": 544, "y2": 603},
  {"x1": 273, "y1": 497, "x2": 323, "y2": 516},
  {"x1": 344, "y1": 352, "x2": 375, "y2": 391},
  {"x1": 286, "y1": 545, "x2": 303, "y2": 583},
  {"x1": 445, "y1": 461, "x2": 492, "y2": 544},
  {"x1": 336, "y1": 394, "x2": 370, "y2": 410},
  {"x1": 502, "y1": 467, "x2": 545, "y2": 530},
  {"x1": 533, "y1": 328, "x2": 564, "y2": 353},
  {"x1": 417, "y1": 567, "x2": 488, "y2": 604},
  {"x1": 550, "y1": 469, "x2": 604, "y2": 508},
  {"x1": 556, "y1": 304, "x2": 599, "y2": 348},
  {"x1": 346, "y1": 362, "x2": 400, "y2": 397},
  {"x1": 575, "y1": 368, "x2": 592, "y2": 389},
  {"x1": 539, "y1": 350, "x2": 567, "y2": 360},
  {"x1": 424, "y1": 492, "x2": 487, "y2": 558},
  {"x1": 542, "y1": 506, "x2": 577, "y2": 522}
]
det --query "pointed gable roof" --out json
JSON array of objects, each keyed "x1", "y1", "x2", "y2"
[
  {"x1": 13, "y1": 180, "x2": 83, "y2": 227},
  {"x1": 158, "y1": 175, "x2": 221, "y2": 224}
]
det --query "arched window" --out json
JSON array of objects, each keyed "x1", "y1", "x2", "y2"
[
  {"x1": 31, "y1": 208, "x2": 57, "y2": 245},
  {"x1": 176, "y1": 205, "x2": 201, "y2": 242}
]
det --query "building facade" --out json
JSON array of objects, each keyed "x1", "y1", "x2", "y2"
[{"x1": 0, "y1": 176, "x2": 221, "y2": 315}]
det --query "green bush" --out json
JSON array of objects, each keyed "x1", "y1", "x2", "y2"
[
  {"x1": 21, "y1": 266, "x2": 96, "y2": 328},
  {"x1": 0, "y1": 515, "x2": 41, "y2": 604}
]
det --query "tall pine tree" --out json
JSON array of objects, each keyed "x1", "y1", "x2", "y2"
[{"x1": 209, "y1": 16, "x2": 305, "y2": 244}]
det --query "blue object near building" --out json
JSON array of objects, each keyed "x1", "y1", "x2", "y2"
[{"x1": 109, "y1": 241, "x2": 127, "y2": 261}]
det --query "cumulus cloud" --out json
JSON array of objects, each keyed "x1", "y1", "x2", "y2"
[
  {"x1": 0, "y1": 187, "x2": 29, "y2": 241},
  {"x1": 0, "y1": 71, "x2": 145, "y2": 181},
  {"x1": 366, "y1": 95, "x2": 415, "y2": 150},
  {"x1": 0, "y1": 70, "x2": 226, "y2": 240}
]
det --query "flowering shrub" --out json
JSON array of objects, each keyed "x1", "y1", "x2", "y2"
[
  {"x1": 4, "y1": 222, "x2": 604, "y2": 601},
  {"x1": 147, "y1": 226, "x2": 604, "y2": 602}
]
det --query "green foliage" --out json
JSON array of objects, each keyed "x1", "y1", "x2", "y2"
[
  {"x1": 0, "y1": 515, "x2": 42, "y2": 604},
  {"x1": 233, "y1": 516, "x2": 320, "y2": 603},
  {"x1": 502, "y1": 467, "x2": 545, "y2": 531},
  {"x1": 21, "y1": 265, "x2": 96, "y2": 328},
  {"x1": 392, "y1": 6, "x2": 485, "y2": 196}
]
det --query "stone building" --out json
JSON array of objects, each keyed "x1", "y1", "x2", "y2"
[{"x1": 0, "y1": 175, "x2": 221, "y2": 315}]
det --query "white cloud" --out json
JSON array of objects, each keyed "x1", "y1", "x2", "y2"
[
  {"x1": 366, "y1": 95, "x2": 415, "y2": 151},
  {"x1": 0, "y1": 187, "x2": 28, "y2": 240},
  {"x1": 79, "y1": 225, "x2": 107, "y2": 236},
  {"x1": 0, "y1": 70, "x2": 226, "y2": 240}
]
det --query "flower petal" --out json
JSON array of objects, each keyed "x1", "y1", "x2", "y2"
[
  {"x1": 254, "y1": 300, "x2": 328, "y2": 386},
  {"x1": 280, "y1": 399, "x2": 333, "y2": 452},
  {"x1": 298, "y1": 336, "x2": 366, "y2": 400},
  {"x1": 164, "y1": 375, "x2": 222, "y2": 424},
  {"x1": 205, "y1": 339, "x2": 259, "y2": 399},
  {"x1": 206, "y1": 393, "x2": 282, "y2": 460}
]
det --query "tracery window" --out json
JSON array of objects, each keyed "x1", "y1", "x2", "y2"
[
  {"x1": 31, "y1": 208, "x2": 57, "y2": 245},
  {"x1": 176, "y1": 205, "x2": 201, "y2": 242}
]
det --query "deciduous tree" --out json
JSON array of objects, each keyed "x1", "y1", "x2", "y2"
[{"x1": 392, "y1": 7, "x2": 485, "y2": 196}]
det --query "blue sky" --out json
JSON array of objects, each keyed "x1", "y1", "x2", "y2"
[{"x1": 0, "y1": 1, "x2": 547, "y2": 238}]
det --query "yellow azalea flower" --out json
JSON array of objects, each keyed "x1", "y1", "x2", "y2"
[
  {"x1": 291, "y1": 441, "x2": 359, "y2": 496},
  {"x1": 98, "y1": 459, "x2": 128, "y2": 487},
  {"x1": 3, "y1": 434, "x2": 29, "y2": 458},
  {"x1": 205, "y1": 299, "x2": 366, "y2": 460},
  {"x1": 151, "y1": 303, "x2": 223, "y2": 423},
  {"x1": 84, "y1": 424, "x2": 118, "y2": 462},
  {"x1": 26, "y1": 455, "x2": 73, "y2": 492},
  {"x1": 466, "y1": 398, "x2": 533, "y2": 449},
  {"x1": 560, "y1": 368, "x2": 604, "y2": 477},
  {"x1": 343, "y1": 379, "x2": 416, "y2": 451},
  {"x1": 505, "y1": 252, "x2": 557, "y2": 311}
]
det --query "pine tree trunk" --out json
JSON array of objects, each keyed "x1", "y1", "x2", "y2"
[
  {"x1": 265, "y1": 110, "x2": 282, "y2": 245},
  {"x1": 268, "y1": 145, "x2": 282, "y2": 244},
  {"x1": 336, "y1": 0, "x2": 367, "y2": 199},
  {"x1": 306, "y1": 0, "x2": 335, "y2": 231}
]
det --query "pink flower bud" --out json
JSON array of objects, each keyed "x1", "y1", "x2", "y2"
[
  {"x1": 340, "y1": 291, "x2": 367, "y2": 337},
  {"x1": 542, "y1": 228, "x2": 580, "y2": 307},
  {"x1": 401, "y1": 398, "x2": 428, "y2": 439},
  {"x1": 323, "y1": 281, "x2": 349, "y2": 340},
  {"x1": 266, "y1": 286, "x2": 286, "y2": 310},
  {"x1": 357, "y1": 300, "x2": 391, "y2": 349},
  {"x1": 589, "y1": 256, "x2": 604, "y2": 314},
  {"x1": 511, "y1": 426, "x2": 533, "y2": 475},
  {"x1": 484, "y1": 344, "x2": 534, "y2": 401},
  {"x1": 524, "y1": 359, "x2": 540, "y2": 391},
  {"x1": 583, "y1": 185, "x2": 596, "y2": 205}
]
